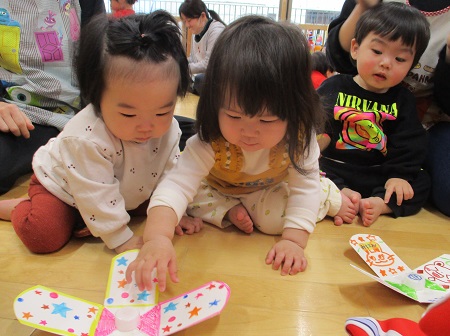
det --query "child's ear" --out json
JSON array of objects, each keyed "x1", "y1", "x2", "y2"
[{"x1": 350, "y1": 38, "x2": 359, "y2": 61}]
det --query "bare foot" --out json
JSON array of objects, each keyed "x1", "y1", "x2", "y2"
[
  {"x1": 0, "y1": 198, "x2": 28, "y2": 221},
  {"x1": 226, "y1": 204, "x2": 254, "y2": 233},
  {"x1": 334, "y1": 190, "x2": 361, "y2": 226},
  {"x1": 175, "y1": 216, "x2": 203, "y2": 235},
  {"x1": 359, "y1": 197, "x2": 392, "y2": 227},
  {"x1": 341, "y1": 188, "x2": 360, "y2": 199}
]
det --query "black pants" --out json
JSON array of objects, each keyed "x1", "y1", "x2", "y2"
[
  {"x1": 0, "y1": 124, "x2": 59, "y2": 195},
  {"x1": 193, "y1": 74, "x2": 205, "y2": 96},
  {"x1": 0, "y1": 116, "x2": 196, "y2": 195},
  {"x1": 320, "y1": 157, "x2": 431, "y2": 218},
  {"x1": 175, "y1": 115, "x2": 196, "y2": 151}
]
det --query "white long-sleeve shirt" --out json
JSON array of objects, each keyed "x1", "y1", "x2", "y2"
[
  {"x1": 149, "y1": 134, "x2": 321, "y2": 233},
  {"x1": 32, "y1": 105, "x2": 181, "y2": 249}
]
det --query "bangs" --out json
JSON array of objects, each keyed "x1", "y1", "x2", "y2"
[
  {"x1": 213, "y1": 21, "x2": 307, "y2": 120},
  {"x1": 355, "y1": 2, "x2": 430, "y2": 55},
  {"x1": 373, "y1": 23, "x2": 417, "y2": 48}
]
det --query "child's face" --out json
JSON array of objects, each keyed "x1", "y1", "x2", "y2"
[
  {"x1": 218, "y1": 100, "x2": 287, "y2": 152},
  {"x1": 110, "y1": 0, "x2": 131, "y2": 12},
  {"x1": 350, "y1": 32, "x2": 416, "y2": 93},
  {"x1": 100, "y1": 72, "x2": 178, "y2": 143}
]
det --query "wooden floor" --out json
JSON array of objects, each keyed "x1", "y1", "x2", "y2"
[{"x1": 1, "y1": 93, "x2": 449, "y2": 336}]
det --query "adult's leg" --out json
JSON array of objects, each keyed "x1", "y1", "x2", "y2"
[
  {"x1": 0, "y1": 124, "x2": 59, "y2": 195},
  {"x1": 425, "y1": 122, "x2": 450, "y2": 216},
  {"x1": 193, "y1": 74, "x2": 205, "y2": 96},
  {"x1": 11, "y1": 175, "x2": 77, "y2": 253}
]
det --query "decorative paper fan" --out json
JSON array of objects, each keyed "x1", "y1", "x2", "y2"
[
  {"x1": 14, "y1": 250, "x2": 230, "y2": 335},
  {"x1": 349, "y1": 234, "x2": 448, "y2": 303}
]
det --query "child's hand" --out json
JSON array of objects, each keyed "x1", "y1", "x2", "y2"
[
  {"x1": 125, "y1": 236, "x2": 178, "y2": 292},
  {"x1": 114, "y1": 235, "x2": 143, "y2": 254},
  {"x1": 384, "y1": 178, "x2": 414, "y2": 206},
  {"x1": 174, "y1": 215, "x2": 203, "y2": 235},
  {"x1": 265, "y1": 239, "x2": 308, "y2": 276}
]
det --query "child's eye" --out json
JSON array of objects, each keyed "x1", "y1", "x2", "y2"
[
  {"x1": 120, "y1": 113, "x2": 135, "y2": 118},
  {"x1": 156, "y1": 111, "x2": 171, "y2": 117},
  {"x1": 395, "y1": 57, "x2": 406, "y2": 62},
  {"x1": 260, "y1": 118, "x2": 278, "y2": 123},
  {"x1": 227, "y1": 114, "x2": 241, "y2": 119},
  {"x1": 372, "y1": 49, "x2": 382, "y2": 55}
]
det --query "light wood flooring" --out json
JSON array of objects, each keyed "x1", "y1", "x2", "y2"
[{"x1": 1, "y1": 93, "x2": 449, "y2": 335}]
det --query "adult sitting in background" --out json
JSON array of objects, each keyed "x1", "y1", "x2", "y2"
[
  {"x1": 325, "y1": 0, "x2": 450, "y2": 217},
  {"x1": 0, "y1": 0, "x2": 105, "y2": 196},
  {"x1": 310, "y1": 51, "x2": 335, "y2": 89},
  {"x1": 179, "y1": 0, "x2": 226, "y2": 95}
]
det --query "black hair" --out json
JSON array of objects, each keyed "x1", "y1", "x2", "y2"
[
  {"x1": 354, "y1": 2, "x2": 430, "y2": 69},
  {"x1": 196, "y1": 15, "x2": 325, "y2": 174},
  {"x1": 311, "y1": 51, "x2": 334, "y2": 77},
  {"x1": 76, "y1": 11, "x2": 190, "y2": 115},
  {"x1": 179, "y1": 0, "x2": 226, "y2": 26}
]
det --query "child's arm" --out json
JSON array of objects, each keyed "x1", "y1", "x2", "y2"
[
  {"x1": 126, "y1": 135, "x2": 215, "y2": 291},
  {"x1": 265, "y1": 136, "x2": 322, "y2": 275},
  {"x1": 265, "y1": 228, "x2": 310, "y2": 275},
  {"x1": 114, "y1": 235, "x2": 144, "y2": 254},
  {"x1": 125, "y1": 206, "x2": 178, "y2": 292},
  {"x1": 317, "y1": 133, "x2": 331, "y2": 152}
]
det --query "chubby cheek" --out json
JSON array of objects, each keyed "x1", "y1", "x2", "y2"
[
  {"x1": 357, "y1": 59, "x2": 376, "y2": 76},
  {"x1": 156, "y1": 118, "x2": 173, "y2": 137},
  {"x1": 218, "y1": 117, "x2": 238, "y2": 144},
  {"x1": 268, "y1": 124, "x2": 288, "y2": 147}
]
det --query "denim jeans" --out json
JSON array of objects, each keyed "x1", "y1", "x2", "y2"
[{"x1": 425, "y1": 122, "x2": 450, "y2": 216}]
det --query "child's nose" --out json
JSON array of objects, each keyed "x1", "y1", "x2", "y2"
[
  {"x1": 138, "y1": 119, "x2": 154, "y2": 131},
  {"x1": 241, "y1": 121, "x2": 258, "y2": 136},
  {"x1": 380, "y1": 57, "x2": 392, "y2": 69}
]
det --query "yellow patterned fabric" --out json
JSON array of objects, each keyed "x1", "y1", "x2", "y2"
[{"x1": 206, "y1": 137, "x2": 291, "y2": 195}]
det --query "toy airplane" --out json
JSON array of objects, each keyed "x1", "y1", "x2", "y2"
[
  {"x1": 14, "y1": 250, "x2": 230, "y2": 335},
  {"x1": 349, "y1": 234, "x2": 449, "y2": 303}
]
